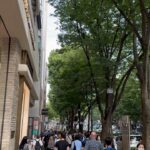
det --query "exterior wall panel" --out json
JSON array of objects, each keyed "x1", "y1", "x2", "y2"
[
  {"x1": 0, "y1": 0, "x2": 46, "y2": 149},
  {"x1": 0, "y1": 38, "x2": 21, "y2": 150}
]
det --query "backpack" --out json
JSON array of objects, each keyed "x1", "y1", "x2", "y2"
[
  {"x1": 35, "y1": 141, "x2": 41, "y2": 150},
  {"x1": 82, "y1": 138, "x2": 86, "y2": 147},
  {"x1": 73, "y1": 142, "x2": 76, "y2": 150}
]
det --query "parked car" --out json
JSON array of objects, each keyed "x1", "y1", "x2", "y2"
[
  {"x1": 130, "y1": 134, "x2": 142, "y2": 148},
  {"x1": 115, "y1": 134, "x2": 142, "y2": 149}
]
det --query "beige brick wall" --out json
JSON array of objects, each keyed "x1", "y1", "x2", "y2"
[
  {"x1": 0, "y1": 38, "x2": 21, "y2": 150},
  {"x1": 0, "y1": 38, "x2": 10, "y2": 149}
]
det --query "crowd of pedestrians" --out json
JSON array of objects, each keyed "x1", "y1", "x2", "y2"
[{"x1": 19, "y1": 130, "x2": 145, "y2": 150}]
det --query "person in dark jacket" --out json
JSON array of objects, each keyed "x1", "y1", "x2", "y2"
[
  {"x1": 54, "y1": 132, "x2": 70, "y2": 150},
  {"x1": 19, "y1": 136, "x2": 28, "y2": 150}
]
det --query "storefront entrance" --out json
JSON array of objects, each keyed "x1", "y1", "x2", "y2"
[{"x1": 19, "y1": 81, "x2": 30, "y2": 142}]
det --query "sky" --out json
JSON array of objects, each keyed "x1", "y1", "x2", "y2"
[
  {"x1": 45, "y1": 3, "x2": 60, "y2": 100},
  {"x1": 45, "y1": 4, "x2": 61, "y2": 62}
]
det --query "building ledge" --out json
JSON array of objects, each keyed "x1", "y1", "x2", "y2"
[
  {"x1": 0, "y1": 0, "x2": 39, "y2": 81},
  {"x1": 18, "y1": 64, "x2": 39, "y2": 100}
]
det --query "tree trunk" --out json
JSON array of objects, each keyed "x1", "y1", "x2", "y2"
[
  {"x1": 101, "y1": 88, "x2": 113, "y2": 140},
  {"x1": 141, "y1": 86, "x2": 150, "y2": 149},
  {"x1": 101, "y1": 112, "x2": 112, "y2": 140},
  {"x1": 140, "y1": 62, "x2": 150, "y2": 149},
  {"x1": 111, "y1": 1, "x2": 150, "y2": 148},
  {"x1": 88, "y1": 106, "x2": 90, "y2": 132},
  {"x1": 70, "y1": 108, "x2": 74, "y2": 132},
  {"x1": 138, "y1": 15, "x2": 150, "y2": 149}
]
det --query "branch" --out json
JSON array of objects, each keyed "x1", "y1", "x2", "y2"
[
  {"x1": 111, "y1": 31, "x2": 129, "y2": 86},
  {"x1": 139, "y1": 0, "x2": 149, "y2": 19},
  {"x1": 75, "y1": 22, "x2": 104, "y2": 117},
  {"x1": 133, "y1": 33, "x2": 139, "y2": 65},
  {"x1": 110, "y1": 26, "x2": 120, "y2": 57},
  {"x1": 82, "y1": 100, "x2": 96, "y2": 120},
  {"x1": 112, "y1": 0, "x2": 143, "y2": 47},
  {"x1": 139, "y1": 0, "x2": 150, "y2": 50},
  {"x1": 110, "y1": 15, "x2": 122, "y2": 57},
  {"x1": 112, "y1": 64, "x2": 135, "y2": 112}
]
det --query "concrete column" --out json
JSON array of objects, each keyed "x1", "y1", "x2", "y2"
[{"x1": 0, "y1": 38, "x2": 21, "y2": 150}]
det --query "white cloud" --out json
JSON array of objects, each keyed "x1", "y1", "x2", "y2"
[
  {"x1": 45, "y1": 4, "x2": 61, "y2": 101},
  {"x1": 46, "y1": 4, "x2": 61, "y2": 62}
]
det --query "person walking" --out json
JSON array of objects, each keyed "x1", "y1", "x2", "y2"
[
  {"x1": 33, "y1": 135, "x2": 43, "y2": 150},
  {"x1": 104, "y1": 137, "x2": 115, "y2": 150},
  {"x1": 116, "y1": 136, "x2": 122, "y2": 150},
  {"x1": 19, "y1": 136, "x2": 28, "y2": 150},
  {"x1": 137, "y1": 142, "x2": 145, "y2": 150},
  {"x1": 71, "y1": 134, "x2": 82, "y2": 150},
  {"x1": 54, "y1": 132, "x2": 70, "y2": 150},
  {"x1": 84, "y1": 131, "x2": 103, "y2": 150},
  {"x1": 66, "y1": 133, "x2": 72, "y2": 148},
  {"x1": 23, "y1": 139, "x2": 34, "y2": 150},
  {"x1": 47, "y1": 135, "x2": 55, "y2": 150}
]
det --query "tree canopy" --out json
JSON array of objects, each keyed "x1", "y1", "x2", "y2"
[{"x1": 47, "y1": 0, "x2": 150, "y2": 143}]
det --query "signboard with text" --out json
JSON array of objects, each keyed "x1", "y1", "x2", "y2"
[{"x1": 41, "y1": 108, "x2": 49, "y2": 115}]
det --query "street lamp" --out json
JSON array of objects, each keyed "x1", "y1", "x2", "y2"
[
  {"x1": 107, "y1": 88, "x2": 113, "y2": 105},
  {"x1": 107, "y1": 88, "x2": 113, "y2": 134},
  {"x1": 107, "y1": 88, "x2": 113, "y2": 94}
]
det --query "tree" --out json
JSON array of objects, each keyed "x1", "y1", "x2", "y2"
[
  {"x1": 111, "y1": 0, "x2": 150, "y2": 148},
  {"x1": 48, "y1": 47, "x2": 95, "y2": 131},
  {"x1": 49, "y1": 0, "x2": 134, "y2": 139},
  {"x1": 47, "y1": 100, "x2": 58, "y2": 119}
]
